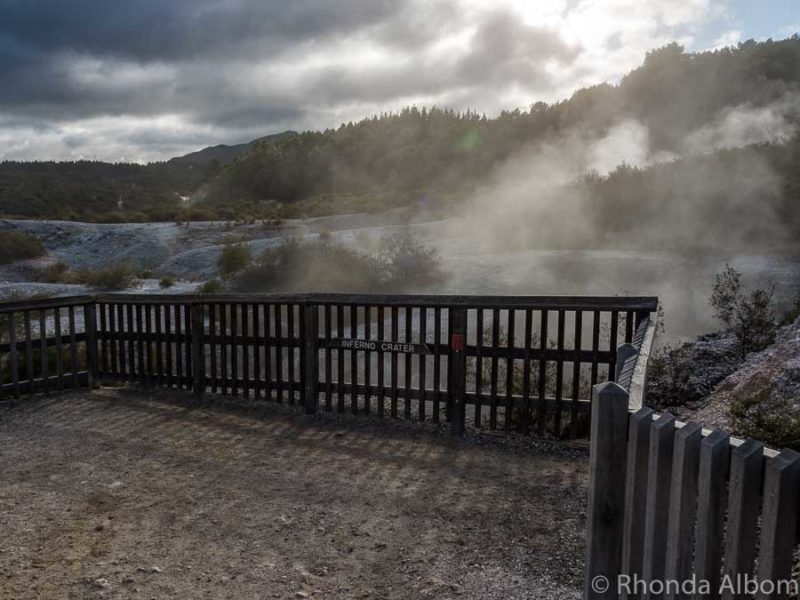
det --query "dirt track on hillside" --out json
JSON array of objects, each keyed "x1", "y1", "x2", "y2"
[{"x1": 0, "y1": 387, "x2": 587, "y2": 599}]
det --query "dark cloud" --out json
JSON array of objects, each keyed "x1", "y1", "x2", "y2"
[{"x1": 0, "y1": 0, "x2": 708, "y2": 161}]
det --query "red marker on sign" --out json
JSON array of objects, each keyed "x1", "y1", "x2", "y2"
[{"x1": 450, "y1": 333, "x2": 465, "y2": 352}]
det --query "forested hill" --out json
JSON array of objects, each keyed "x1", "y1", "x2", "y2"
[{"x1": 1, "y1": 36, "x2": 799, "y2": 227}]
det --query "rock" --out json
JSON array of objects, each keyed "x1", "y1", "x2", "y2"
[
  {"x1": 92, "y1": 578, "x2": 111, "y2": 589},
  {"x1": 136, "y1": 566, "x2": 162, "y2": 574}
]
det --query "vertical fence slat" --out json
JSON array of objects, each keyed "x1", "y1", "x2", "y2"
[
  {"x1": 554, "y1": 309, "x2": 565, "y2": 437},
  {"x1": 475, "y1": 308, "x2": 484, "y2": 428},
  {"x1": 302, "y1": 302, "x2": 319, "y2": 414},
  {"x1": 664, "y1": 422, "x2": 702, "y2": 600},
  {"x1": 364, "y1": 306, "x2": 372, "y2": 414},
  {"x1": 490, "y1": 308, "x2": 500, "y2": 430},
  {"x1": 135, "y1": 304, "x2": 144, "y2": 382},
  {"x1": 418, "y1": 307, "x2": 426, "y2": 422},
  {"x1": 207, "y1": 304, "x2": 216, "y2": 393},
  {"x1": 642, "y1": 413, "x2": 676, "y2": 598},
  {"x1": 571, "y1": 309, "x2": 583, "y2": 438},
  {"x1": 145, "y1": 304, "x2": 154, "y2": 386},
  {"x1": 694, "y1": 429, "x2": 730, "y2": 600},
  {"x1": 722, "y1": 439, "x2": 764, "y2": 600},
  {"x1": 520, "y1": 308, "x2": 532, "y2": 434},
  {"x1": 536, "y1": 309, "x2": 548, "y2": 437},
  {"x1": 253, "y1": 304, "x2": 261, "y2": 399},
  {"x1": 448, "y1": 307, "x2": 467, "y2": 436},
  {"x1": 191, "y1": 303, "x2": 205, "y2": 400},
  {"x1": 352, "y1": 305, "x2": 359, "y2": 415},
  {"x1": 585, "y1": 382, "x2": 630, "y2": 600},
  {"x1": 175, "y1": 304, "x2": 185, "y2": 389},
  {"x1": 404, "y1": 306, "x2": 412, "y2": 420},
  {"x1": 165, "y1": 303, "x2": 173, "y2": 387},
  {"x1": 8, "y1": 312, "x2": 19, "y2": 398},
  {"x1": 390, "y1": 306, "x2": 398, "y2": 419},
  {"x1": 433, "y1": 306, "x2": 441, "y2": 423},
  {"x1": 756, "y1": 449, "x2": 800, "y2": 600},
  {"x1": 242, "y1": 303, "x2": 250, "y2": 398},
  {"x1": 621, "y1": 407, "x2": 653, "y2": 600},
  {"x1": 590, "y1": 310, "x2": 600, "y2": 387},
  {"x1": 264, "y1": 304, "x2": 273, "y2": 400},
  {"x1": 288, "y1": 304, "x2": 295, "y2": 404},
  {"x1": 54, "y1": 307, "x2": 64, "y2": 390},
  {"x1": 230, "y1": 303, "x2": 239, "y2": 397},
  {"x1": 377, "y1": 305, "x2": 385, "y2": 417},
  {"x1": 336, "y1": 304, "x2": 344, "y2": 411},
  {"x1": 24, "y1": 311, "x2": 33, "y2": 389},
  {"x1": 68, "y1": 306, "x2": 78, "y2": 388},
  {"x1": 39, "y1": 309, "x2": 49, "y2": 391},
  {"x1": 325, "y1": 304, "x2": 333, "y2": 410},
  {"x1": 84, "y1": 303, "x2": 97, "y2": 388},
  {"x1": 504, "y1": 309, "x2": 515, "y2": 432}
]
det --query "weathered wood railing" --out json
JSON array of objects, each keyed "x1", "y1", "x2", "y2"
[
  {"x1": 585, "y1": 326, "x2": 798, "y2": 600},
  {"x1": 1, "y1": 293, "x2": 658, "y2": 438}
]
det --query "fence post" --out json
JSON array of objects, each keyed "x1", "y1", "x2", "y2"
[
  {"x1": 585, "y1": 382, "x2": 630, "y2": 600},
  {"x1": 448, "y1": 307, "x2": 467, "y2": 436},
  {"x1": 83, "y1": 302, "x2": 98, "y2": 389},
  {"x1": 301, "y1": 303, "x2": 319, "y2": 415},
  {"x1": 190, "y1": 303, "x2": 205, "y2": 401}
]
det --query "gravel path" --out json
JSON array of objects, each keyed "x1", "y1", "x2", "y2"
[{"x1": 0, "y1": 387, "x2": 587, "y2": 599}]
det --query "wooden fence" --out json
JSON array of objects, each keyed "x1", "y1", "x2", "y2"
[
  {"x1": 1, "y1": 293, "x2": 657, "y2": 438},
  {"x1": 585, "y1": 352, "x2": 799, "y2": 599}
]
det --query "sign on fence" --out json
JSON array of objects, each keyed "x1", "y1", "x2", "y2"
[{"x1": 326, "y1": 337, "x2": 431, "y2": 354}]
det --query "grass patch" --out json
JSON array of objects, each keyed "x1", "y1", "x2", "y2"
[{"x1": 0, "y1": 230, "x2": 45, "y2": 265}]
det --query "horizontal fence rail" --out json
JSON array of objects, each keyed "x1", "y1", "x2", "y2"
[{"x1": 1, "y1": 293, "x2": 658, "y2": 440}]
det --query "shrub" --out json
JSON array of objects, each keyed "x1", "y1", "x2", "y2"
[
  {"x1": 710, "y1": 264, "x2": 777, "y2": 359},
  {"x1": 159, "y1": 276, "x2": 175, "y2": 289},
  {"x1": 34, "y1": 261, "x2": 70, "y2": 283},
  {"x1": 218, "y1": 242, "x2": 252, "y2": 277},
  {"x1": 378, "y1": 229, "x2": 441, "y2": 290},
  {"x1": 71, "y1": 263, "x2": 138, "y2": 290},
  {"x1": 730, "y1": 388, "x2": 800, "y2": 449},
  {"x1": 0, "y1": 230, "x2": 45, "y2": 264},
  {"x1": 199, "y1": 279, "x2": 223, "y2": 294},
  {"x1": 231, "y1": 238, "x2": 381, "y2": 293},
  {"x1": 780, "y1": 292, "x2": 800, "y2": 326}
]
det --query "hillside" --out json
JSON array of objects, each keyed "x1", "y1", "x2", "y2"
[{"x1": 0, "y1": 37, "x2": 799, "y2": 235}]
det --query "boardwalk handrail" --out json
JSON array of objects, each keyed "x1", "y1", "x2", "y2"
[{"x1": 1, "y1": 292, "x2": 658, "y2": 440}]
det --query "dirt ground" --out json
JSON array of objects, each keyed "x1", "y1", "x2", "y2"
[{"x1": 0, "y1": 387, "x2": 588, "y2": 600}]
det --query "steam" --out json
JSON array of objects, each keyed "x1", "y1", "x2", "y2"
[
  {"x1": 428, "y1": 93, "x2": 800, "y2": 341},
  {"x1": 683, "y1": 93, "x2": 800, "y2": 154},
  {"x1": 450, "y1": 91, "x2": 799, "y2": 256}
]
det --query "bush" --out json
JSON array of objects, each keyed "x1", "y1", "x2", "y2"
[
  {"x1": 218, "y1": 242, "x2": 252, "y2": 277},
  {"x1": 710, "y1": 264, "x2": 777, "y2": 359},
  {"x1": 378, "y1": 229, "x2": 441, "y2": 289},
  {"x1": 730, "y1": 388, "x2": 800, "y2": 449},
  {"x1": 780, "y1": 292, "x2": 800, "y2": 326},
  {"x1": 33, "y1": 261, "x2": 70, "y2": 283},
  {"x1": 228, "y1": 232, "x2": 442, "y2": 294},
  {"x1": 159, "y1": 276, "x2": 175, "y2": 289},
  {"x1": 231, "y1": 238, "x2": 381, "y2": 293},
  {"x1": 0, "y1": 230, "x2": 45, "y2": 264},
  {"x1": 71, "y1": 263, "x2": 138, "y2": 290},
  {"x1": 199, "y1": 279, "x2": 223, "y2": 294}
]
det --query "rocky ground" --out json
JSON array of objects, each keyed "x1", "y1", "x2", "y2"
[
  {"x1": 649, "y1": 317, "x2": 800, "y2": 440},
  {"x1": 0, "y1": 387, "x2": 586, "y2": 600}
]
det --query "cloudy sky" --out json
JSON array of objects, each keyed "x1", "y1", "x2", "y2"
[{"x1": 0, "y1": 0, "x2": 797, "y2": 163}]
